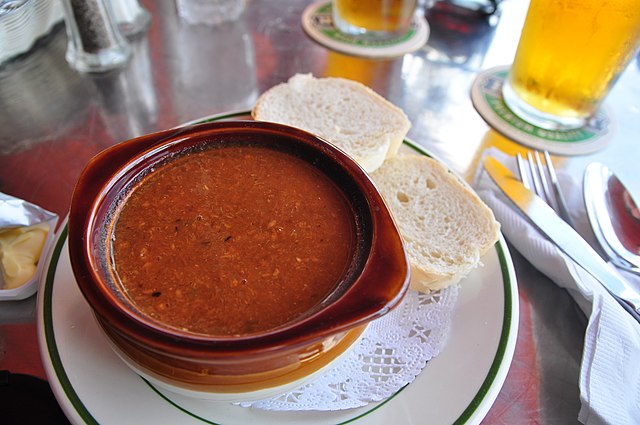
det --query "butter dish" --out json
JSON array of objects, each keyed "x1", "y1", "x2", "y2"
[{"x1": 0, "y1": 192, "x2": 58, "y2": 300}]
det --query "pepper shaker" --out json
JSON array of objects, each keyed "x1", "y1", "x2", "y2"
[{"x1": 61, "y1": 0, "x2": 131, "y2": 72}]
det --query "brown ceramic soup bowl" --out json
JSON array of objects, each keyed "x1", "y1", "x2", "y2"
[{"x1": 68, "y1": 120, "x2": 409, "y2": 400}]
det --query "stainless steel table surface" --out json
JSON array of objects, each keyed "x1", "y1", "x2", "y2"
[{"x1": 1, "y1": 0, "x2": 639, "y2": 423}]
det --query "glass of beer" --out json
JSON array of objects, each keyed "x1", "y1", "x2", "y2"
[
  {"x1": 332, "y1": 0, "x2": 418, "y2": 39},
  {"x1": 502, "y1": 0, "x2": 640, "y2": 130}
]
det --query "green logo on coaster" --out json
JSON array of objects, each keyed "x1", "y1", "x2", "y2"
[
  {"x1": 481, "y1": 69, "x2": 608, "y2": 143},
  {"x1": 311, "y1": 2, "x2": 417, "y2": 48}
]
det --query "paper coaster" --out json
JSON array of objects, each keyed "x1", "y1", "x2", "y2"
[
  {"x1": 302, "y1": 1, "x2": 429, "y2": 59},
  {"x1": 471, "y1": 66, "x2": 611, "y2": 156}
]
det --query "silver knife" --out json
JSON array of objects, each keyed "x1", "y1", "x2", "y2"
[{"x1": 484, "y1": 156, "x2": 640, "y2": 323}]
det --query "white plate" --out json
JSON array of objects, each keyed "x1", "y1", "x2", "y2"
[{"x1": 37, "y1": 111, "x2": 519, "y2": 425}]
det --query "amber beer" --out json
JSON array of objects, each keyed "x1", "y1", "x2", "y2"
[
  {"x1": 503, "y1": 0, "x2": 640, "y2": 130},
  {"x1": 332, "y1": 0, "x2": 417, "y2": 36}
]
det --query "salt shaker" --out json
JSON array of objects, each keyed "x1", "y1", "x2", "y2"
[
  {"x1": 60, "y1": 0, "x2": 131, "y2": 72},
  {"x1": 110, "y1": 0, "x2": 151, "y2": 37}
]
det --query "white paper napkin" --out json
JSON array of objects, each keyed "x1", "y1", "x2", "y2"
[{"x1": 474, "y1": 147, "x2": 640, "y2": 425}]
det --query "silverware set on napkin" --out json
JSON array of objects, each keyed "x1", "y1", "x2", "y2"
[{"x1": 483, "y1": 151, "x2": 640, "y2": 323}]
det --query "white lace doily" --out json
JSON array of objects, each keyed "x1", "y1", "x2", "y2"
[{"x1": 240, "y1": 286, "x2": 459, "y2": 411}]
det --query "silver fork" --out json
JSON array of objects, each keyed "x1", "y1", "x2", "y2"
[
  {"x1": 516, "y1": 150, "x2": 574, "y2": 228},
  {"x1": 519, "y1": 150, "x2": 640, "y2": 279}
]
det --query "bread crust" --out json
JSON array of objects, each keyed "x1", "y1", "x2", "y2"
[
  {"x1": 252, "y1": 74, "x2": 410, "y2": 173},
  {"x1": 371, "y1": 155, "x2": 500, "y2": 292}
]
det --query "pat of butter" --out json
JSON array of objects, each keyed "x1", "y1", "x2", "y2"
[{"x1": 0, "y1": 222, "x2": 49, "y2": 290}]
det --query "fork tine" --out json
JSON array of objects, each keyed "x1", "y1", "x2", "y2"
[
  {"x1": 516, "y1": 153, "x2": 532, "y2": 190},
  {"x1": 543, "y1": 150, "x2": 573, "y2": 226},
  {"x1": 526, "y1": 151, "x2": 547, "y2": 200},
  {"x1": 514, "y1": 150, "x2": 575, "y2": 227},
  {"x1": 533, "y1": 151, "x2": 557, "y2": 209}
]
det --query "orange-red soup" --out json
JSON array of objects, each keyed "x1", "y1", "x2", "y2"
[{"x1": 112, "y1": 145, "x2": 355, "y2": 336}]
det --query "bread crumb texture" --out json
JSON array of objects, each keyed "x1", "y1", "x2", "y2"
[
  {"x1": 371, "y1": 155, "x2": 500, "y2": 292},
  {"x1": 252, "y1": 74, "x2": 410, "y2": 172}
]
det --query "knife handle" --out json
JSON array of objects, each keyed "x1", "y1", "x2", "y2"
[{"x1": 570, "y1": 244, "x2": 640, "y2": 324}]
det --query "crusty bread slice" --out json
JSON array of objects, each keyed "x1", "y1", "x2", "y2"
[
  {"x1": 370, "y1": 154, "x2": 500, "y2": 292},
  {"x1": 252, "y1": 73, "x2": 411, "y2": 172}
]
